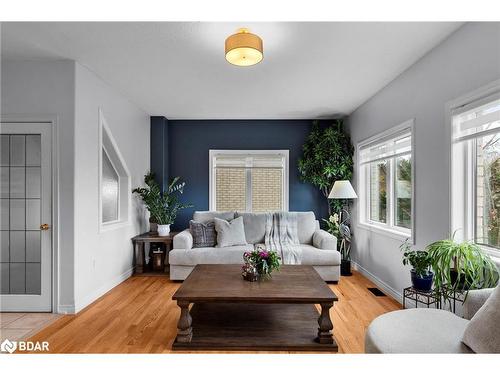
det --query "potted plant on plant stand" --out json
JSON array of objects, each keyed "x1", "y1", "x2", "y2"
[
  {"x1": 400, "y1": 239, "x2": 433, "y2": 292},
  {"x1": 426, "y1": 235, "x2": 499, "y2": 302},
  {"x1": 133, "y1": 172, "x2": 193, "y2": 236}
]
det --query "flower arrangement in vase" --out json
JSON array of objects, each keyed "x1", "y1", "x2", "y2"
[{"x1": 241, "y1": 245, "x2": 281, "y2": 281}]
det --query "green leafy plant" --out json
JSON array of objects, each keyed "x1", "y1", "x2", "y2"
[
  {"x1": 132, "y1": 172, "x2": 193, "y2": 225},
  {"x1": 243, "y1": 245, "x2": 281, "y2": 277},
  {"x1": 322, "y1": 213, "x2": 341, "y2": 241},
  {"x1": 298, "y1": 120, "x2": 354, "y2": 215},
  {"x1": 426, "y1": 235, "x2": 499, "y2": 295},
  {"x1": 400, "y1": 239, "x2": 432, "y2": 277}
]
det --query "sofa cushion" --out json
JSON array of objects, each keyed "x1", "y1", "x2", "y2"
[
  {"x1": 193, "y1": 211, "x2": 235, "y2": 224},
  {"x1": 365, "y1": 309, "x2": 472, "y2": 353},
  {"x1": 189, "y1": 220, "x2": 216, "y2": 248},
  {"x1": 235, "y1": 212, "x2": 267, "y2": 244},
  {"x1": 169, "y1": 244, "x2": 254, "y2": 266},
  {"x1": 214, "y1": 216, "x2": 247, "y2": 247},
  {"x1": 462, "y1": 284, "x2": 500, "y2": 353},
  {"x1": 252, "y1": 244, "x2": 341, "y2": 266},
  {"x1": 301, "y1": 245, "x2": 341, "y2": 266},
  {"x1": 296, "y1": 212, "x2": 317, "y2": 244}
]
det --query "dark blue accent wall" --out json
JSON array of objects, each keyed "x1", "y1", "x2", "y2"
[
  {"x1": 164, "y1": 120, "x2": 329, "y2": 230},
  {"x1": 150, "y1": 116, "x2": 169, "y2": 191}
]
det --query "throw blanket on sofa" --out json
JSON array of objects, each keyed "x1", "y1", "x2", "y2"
[{"x1": 264, "y1": 212, "x2": 302, "y2": 264}]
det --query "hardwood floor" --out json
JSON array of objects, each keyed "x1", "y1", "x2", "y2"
[{"x1": 26, "y1": 271, "x2": 401, "y2": 353}]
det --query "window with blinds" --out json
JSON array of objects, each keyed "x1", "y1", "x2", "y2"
[
  {"x1": 209, "y1": 151, "x2": 289, "y2": 212},
  {"x1": 451, "y1": 91, "x2": 500, "y2": 251},
  {"x1": 358, "y1": 120, "x2": 413, "y2": 236}
]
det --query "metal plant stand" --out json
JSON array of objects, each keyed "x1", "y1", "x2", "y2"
[{"x1": 403, "y1": 287, "x2": 440, "y2": 309}]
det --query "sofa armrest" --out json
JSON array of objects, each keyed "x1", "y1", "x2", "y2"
[
  {"x1": 463, "y1": 288, "x2": 495, "y2": 320},
  {"x1": 173, "y1": 229, "x2": 193, "y2": 250},
  {"x1": 313, "y1": 229, "x2": 337, "y2": 250}
]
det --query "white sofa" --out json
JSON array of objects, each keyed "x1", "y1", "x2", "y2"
[{"x1": 170, "y1": 211, "x2": 341, "y2": 281}]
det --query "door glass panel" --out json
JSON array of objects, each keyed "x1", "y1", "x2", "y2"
[
  {"x1": 10, "y1": 231, "x2": 25, "y2": 262},
  {"x1": 0, "y1": 263, "x2": 9, "y2": 293},
  {"x1": 26, "y1": 167, "x2": 41, "y2": 198},
  {"x1": 10, "y1": 135, "x2": 25, "y2": 166},
  {"x1": 10, "y1": 263, "x2": 26, "y2": 294},
  {"x1": 26, "y1": 135, "x2": 41, "y2": 166},
  {"x1": 0, "y1": 134, "x2": 42, "y2": 295},
  {"x1": 0, "y1": 168, "x2": 9, "y2": 198},
  {"x1": 10, "y1": 199, "x2": 25, "y2": 230},
  {"x1": 0, "y1": 135, "x2": 9, "y2": 166},
  {"x1": 26, "y1": 231, "x2": 41, "y2": 262},
  {"x1": 10, "y1": 167, "x2": 26, "y2": 198}
]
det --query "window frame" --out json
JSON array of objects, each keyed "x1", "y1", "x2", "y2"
[
  {"x1": 448, "y1": 80, "x2": 500, "y2": 257},
  {"x1": 357, "y1": 119, "x2": 415, "y2": 241},
  {"x1": 208, "y1": 149, "x2": 289, "y2": 212},
  {"x1": 98, "y1": 109, "x2": 131, "y2": 232}
]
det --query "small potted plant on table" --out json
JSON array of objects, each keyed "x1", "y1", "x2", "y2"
[
  {"x1": 401, "y1": 239, "x2": 433, "y2": 292},
  {"x1": 133, "y1": 172, "x2": 192, "y2": 236}
]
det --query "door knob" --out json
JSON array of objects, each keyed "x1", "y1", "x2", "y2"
[{"x1": 40, "y1": 224, "x2": 50, "y2": 230}]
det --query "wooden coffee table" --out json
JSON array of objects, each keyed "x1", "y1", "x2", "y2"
[{"x1": 172, "y1": 264, "x2": 338, "y2": 351}]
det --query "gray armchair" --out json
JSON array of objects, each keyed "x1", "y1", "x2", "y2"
[{"x1": 365, "y1": 288, "x2": 495, "y2": 353}]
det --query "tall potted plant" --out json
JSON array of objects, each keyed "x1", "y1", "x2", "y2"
[
  {"x1": 426, "y1": 236, "x2": 499, "y2": 300},
  {"x1": 298, "y1": 120, "x2": 354, "y2": 215},
  {"x1": 133, "y1": 172, "x2": 192, "y2": 236}
]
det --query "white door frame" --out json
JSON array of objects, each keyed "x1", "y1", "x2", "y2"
[{"x1": 1, "y1": 115, "x2": 59, "y2": 312}]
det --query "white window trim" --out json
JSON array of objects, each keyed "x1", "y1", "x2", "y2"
[
  {"x1": 209, "y1": 149, "x2": 289, "y2": 212},
  {"x1": 447, "y1": 79, "x2": 500, "y2": 258},
  {"x1": 98, "y1": 109, "x2": 131, "y2": 232},
  {"x1": 357, "y1": 119, "x2": 415, "y2": 242}
]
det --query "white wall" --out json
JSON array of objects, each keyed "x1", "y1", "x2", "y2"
[
  {"x1": 73, "y1": 63, "x2": 149, "y2": 312},
  {"x1": 347, "y1": 23, "x2": 500, "y2": 301},
  {"x1": 1, "y1": 60, "x2": 76, "y2": 311},
  {"x1": 1, "y1": 60, "x2": 149, "y2": 313}
]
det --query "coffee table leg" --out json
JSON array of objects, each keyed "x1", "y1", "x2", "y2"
[
  {"x1": 317, "y1": 302, "x2": 334, "y2": 344},
  {"x1": 176, "y1": 301, "x2": 193, "y2": 343}
]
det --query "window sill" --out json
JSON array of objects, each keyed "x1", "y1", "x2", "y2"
[
  {"x1": 99, "y1": 220, "x2": 131, "y2": 233},
  {"x1": 357, "y1": 222, "x2": 412, "y2": 243}
]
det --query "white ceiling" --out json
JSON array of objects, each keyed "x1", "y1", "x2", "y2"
[{"x1": 1, "y1": 22, "x2": 463, "y2": 119}]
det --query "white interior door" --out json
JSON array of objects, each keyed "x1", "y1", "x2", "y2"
[{"x1": 0, "y1": 122, "x2": 52, "y2": 312}]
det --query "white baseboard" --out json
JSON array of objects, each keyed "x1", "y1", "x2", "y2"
[
  {"x1": 352, "y1": 261, "x2": 403, "y2": 304},
  {"x1": 57, "y1": 304, "x2": 76, "y2": 314},
  {"x1": 71, "y1": 267, "x2": 134, "y2": 314}
]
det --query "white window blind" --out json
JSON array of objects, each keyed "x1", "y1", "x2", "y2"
[
  {"x1": 210, "y1": 151, "x2": 289, "y2": 212},
  {"x1": 453, "y1": 95, "x2": 500, "y2": 142},
  {"x1": 359, "y1": 130, "x2": 412, "y2": 165},
  {"x1": 213, "y1": 154, "x2": 286, "y2": 169}
]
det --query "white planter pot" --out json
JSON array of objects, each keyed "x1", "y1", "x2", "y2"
[{"x1": 157, "y1": 224, "x2": 171, "y2": 237}]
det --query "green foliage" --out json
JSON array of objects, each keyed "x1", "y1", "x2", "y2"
[
  {"x1": 400, "y1": 239, "x2": 431, "y2": 277},
  {"x1": 132, "y1": 172, "x2": 193, "y2": 225},
  {"x1": 426, "y1": 236, "x2": 499, "y2": 295},
  {"x1": 298, "y1": 120, "x2": 354, "y2": 214},
  {"x1": 322, "y1": 214, "x2": 341, "y2": 242},
  {"x1": 244, "y1": 246, "x2": 281, "y2": 277}
]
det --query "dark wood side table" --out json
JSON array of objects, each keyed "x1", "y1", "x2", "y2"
[{"x1": 131, "y1": 231, "x2": 179, "y2": 274}]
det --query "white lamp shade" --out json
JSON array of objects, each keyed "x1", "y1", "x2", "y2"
[{"x1": 328, "y1": 180, "x2": 358, "y2": 199}]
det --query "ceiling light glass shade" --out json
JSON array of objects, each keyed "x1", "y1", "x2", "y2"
[
  {"x1": 328, "y1": 180, "x2": 358, "y2": 199},
  {"x1": 225, "y1": 28, "x2": 263, "y2": 66}
]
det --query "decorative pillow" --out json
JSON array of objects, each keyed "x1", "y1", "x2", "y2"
[
  {"x1": 213, "y1": 216, "x2": 247, "y2": 248},
  {"x1": 189, "y1": 220, "x2": 217, "y2": 248},
  {"x1": 462, "y1": 285, "x2": 500, "y2": 353}
]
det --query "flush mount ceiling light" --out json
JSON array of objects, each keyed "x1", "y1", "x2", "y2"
[{"x1": 225, "y1": 28, "x2": 263, "y2": 67}]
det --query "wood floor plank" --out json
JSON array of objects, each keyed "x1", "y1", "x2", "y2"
[{"x1": 25, "y1": 271, "x2": 400, "y2": 353}]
